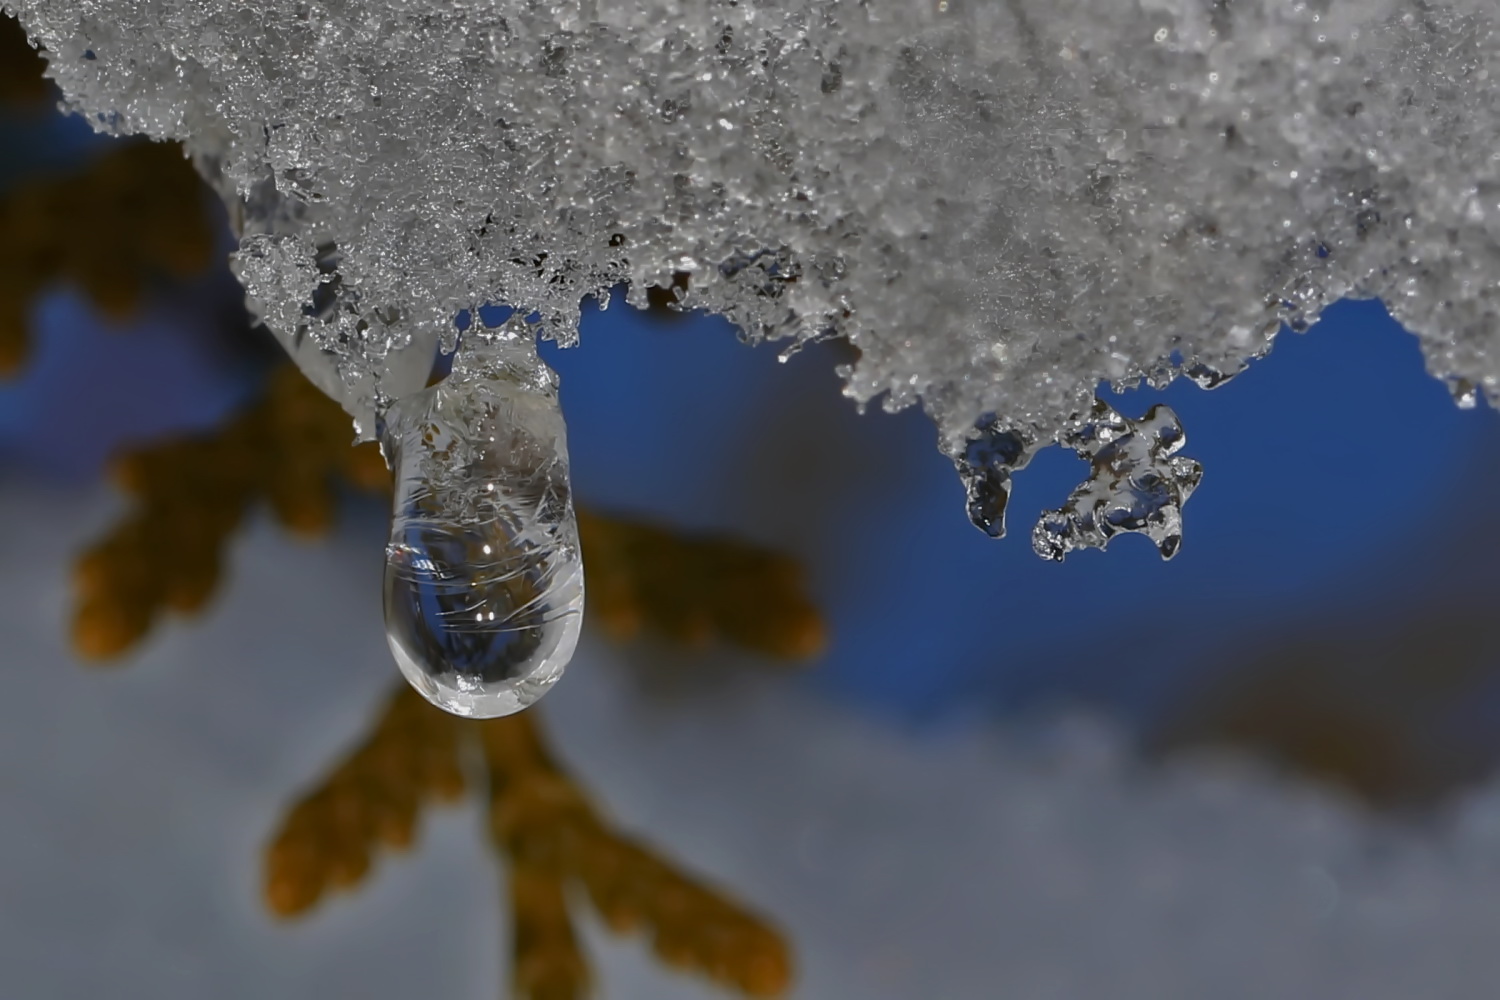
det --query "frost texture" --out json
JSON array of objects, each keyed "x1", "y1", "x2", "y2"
[{"x1": 10, "y1": 0, "x2": 1500, "y2": 546}]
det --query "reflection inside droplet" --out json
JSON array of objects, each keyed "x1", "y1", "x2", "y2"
[{"x1": 380, "y1": 337, "x2": 583, "y2": 717}]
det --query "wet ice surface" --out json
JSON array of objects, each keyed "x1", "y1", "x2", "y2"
[
  {"x1": 12, "y1": 0, "x2": 1500, "y2": 549},
  {"x1": 380, "y1": 329, "x2": 583, "y2": 717}
]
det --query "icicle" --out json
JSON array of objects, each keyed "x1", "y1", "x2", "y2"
[
  {"x1": 379, "y1": 319, "x2": 583, "y2": 717},
  {"x1": 955, "y1": 414, "x2": 1038, "y2": 539}
]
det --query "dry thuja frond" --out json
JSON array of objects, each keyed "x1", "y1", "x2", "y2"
[
  {"x1": 263, "y1": 684, "x2": 466, "y2": 918},
  {"x1": 0, "y1": 15, "x2": 50, "y2": 109},
  {"x1": 0, "y1": 135, "x2": 214, "y2": 375},
  {"x1": 578, "y1": 510, "x2": 824, "y2": 661},
  {"x1": 508, "y1": 863, "x2": 592, "y2": 1000},
  {"x1": 264, "y1": 684, "x2": 794, "y2": 999},
  {"x1": 259, "y1": 359, "x2": 392, "y2": 535},
  {"x1": 481, "y1": 711, "x2": 793, "y2": 998},
  {"x1": 72, "y1": 415, "x2": 262, "y2": 657},
  {"x1": 71, "y1": 363, "x2": 388, "y2": 660}
]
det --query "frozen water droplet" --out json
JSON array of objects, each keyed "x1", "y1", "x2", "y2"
[
  {"x1": 379, "y1": 331, "x2": 583, "y2": 718},
  {"x1": 956, "y1": 414, "x2": 1036, "y2": 538},
  {"x1": 1033, "y1": 400, "x2": 1201, "y2": 562}
]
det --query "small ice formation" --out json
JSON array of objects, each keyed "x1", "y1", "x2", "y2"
[
  {"x1": 1033, "y1": 399, "x2": 1203, "y2": 562},
  {"x1": 956, "y1": 415, "x2": 1037, "y2": 540},
  {"x1": 380, "y1": 320, "x2": 583, "y2": 717},
  {"x1": 12, "y1": 0, "x2": 1500, "y2": 704}
]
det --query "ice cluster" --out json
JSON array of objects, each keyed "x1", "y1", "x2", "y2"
[
  {"x1": 1034, "y1": 399, "x2": 1202, "y2": 561},
  {"x1": 9, "y1": 0, "x2": 1500, "y2": 539}
]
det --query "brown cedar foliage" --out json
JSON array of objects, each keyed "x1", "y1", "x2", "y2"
[
  {"x1": 266, "y1": 687, "x2": 792, "y2": 999},
  {"x1": 0, "y1": 139, "x2": 214, "y2": 375}
]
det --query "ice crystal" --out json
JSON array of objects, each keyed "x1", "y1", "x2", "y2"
[
  {"x1": 9, "y1": 0, "x2": 1500, "y2": 545},
  {"x1": 1033, "y1": 399, "x2": 1202, "y2": 561}
]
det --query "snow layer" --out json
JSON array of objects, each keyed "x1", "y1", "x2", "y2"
[{"x1": 9, "y1": 0, "x2": 1500, "y2": 486}]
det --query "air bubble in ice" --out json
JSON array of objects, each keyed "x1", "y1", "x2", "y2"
[{"x1": 379, "y1": 332, "x2": 583, "y2": 718}]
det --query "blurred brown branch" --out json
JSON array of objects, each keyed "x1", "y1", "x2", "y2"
[
  {"x1": 580, "y1": 510, "x2": 824, "y2": 661},
  {"x1": 509, "y1": 864, "x2": 591, "y2": 1000},
  {"x1": 264, "y1": 684, "x2": 467, "y2": 917},
  {"x1": 480, "y1": 710, "x2": 792, "y2": 998},
  {"x1": 71, "y1": 364, "x2": 388, "y2": 659},
  {"x1": 266, "y1": 685, "x2": 793, "y2": 999},
  {"x1": 0, "y1": 137, "x2": 215, "y2": 376}
]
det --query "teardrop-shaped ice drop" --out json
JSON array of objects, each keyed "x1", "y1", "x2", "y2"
[{"x1": 379, "y1": 332, "x2": 583, "y2": 718}]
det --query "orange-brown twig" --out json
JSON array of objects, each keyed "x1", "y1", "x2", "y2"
[
  {"x1": 480, "y1": 711, "x2": 793, "y2": 998},
  {"x1": 0, "y1": 137, "x2": 214, "y2": 375},
  {"x1": 264, "y1": 687, "x2": 794, "y2": 998},
  {"x1": 70, "y1": 364, "x2": 387, "y2": 660},
  {"x1": 263, "y1": 685, "x2": 466, "y2": 918},
  {"x1": 579, "y1": 511, "x2": 824, "y2": 661}
]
